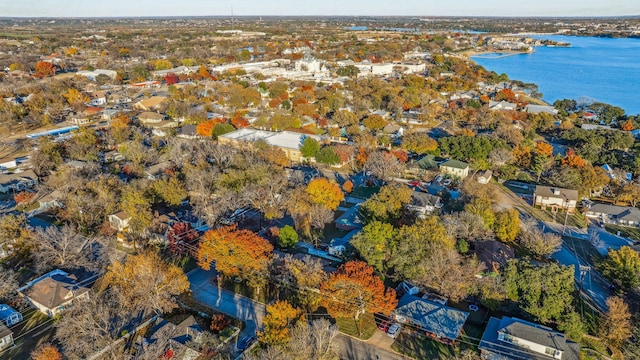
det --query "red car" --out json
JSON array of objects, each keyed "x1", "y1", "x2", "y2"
[
  {"x1": 378, "y1": 320, "x2": 390, "y2": 332},
  {"x1": 408, "y1": 181, "x2": 421, "y2": 187}
]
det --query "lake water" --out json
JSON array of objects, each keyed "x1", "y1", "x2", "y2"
[{"x1": 471, "y1": 35, "x2": 640, "y2": 115}]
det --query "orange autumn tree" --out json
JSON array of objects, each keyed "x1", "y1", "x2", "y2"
[
  {"x1": 196, "y1": 120, "x2": 216, "y2": 137},
  {"x1": 305, "y1": 178, "x2": 344, "y2": 211},
  {"x1": 321, "y1": 261, "x2": 397, "y2": 333},
  {"x1": 34, "y1": 61, "x2": 55, "y2": 78},
  {"x1": 342, "y1": 179, "x2": 354, "y2": 194},
  {"x1": 535, "y1": 141, "x2": 554, "y2": 158},
  {"x1": 197, "y1": 225, "x2": 273, "y2": 279},
  {"x1": 111, "y1": 114, "x2": 130, "y2": 130},
  {"x1": 31, "y1": 344, "x2": 62, "y2": 360},
  {"x1": 562, "y1": 149, "x2": 587, "y2": 168},
  {"x1": 621, "y1": 119, "x2": 634, "y2": 131}
]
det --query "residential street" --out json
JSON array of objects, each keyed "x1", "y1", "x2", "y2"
[{"x1": 187, "y1": 268, "x2": 409, "y2": 359}]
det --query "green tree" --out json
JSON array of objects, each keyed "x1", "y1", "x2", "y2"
[
  {"x1": 603, "y1": 246, "x2": 640, "y2": 290},
  {"x1": 504, "y1": 260, "x2": 574, "y2": 323},
  {"x1": 361, "y1": 184, "x2": 412, "y2": 223},
  {"x1": 336, "y1": 65, "x2": 359, "y2": 78},
  {"x1": 464, "y1": 197, "x2": 496, "y2": 229},
  {"x1": 153, "y1": 176, "x2": 188, "y2": 206},
  {"x1": 493, "y1": 209, "x2": 520, "y2": 242},
  {"x1": 558, "y1": 311, "x2": 585, "y2": 342},
  {"x1": 300, "y1": 137, "x2": 320, "y2": 158},
  {"x1": 402, "y1": 132, "x2": 439, "y2": 154},
  {"x1": 315, "y1": 147, "x2": 340, "y2": 165},
  {"x1": 350, "y1": 221, "x2": 395, "y2": 272},
  {"x1": 278, "y1": 225, "x2": 299, "y2": 248},
  {"x1": 212, "y1": 123, "x2": 235, "y2": 139},
  {"x1": 121, "y1": 184, "x2": 153, "y2": 235}
]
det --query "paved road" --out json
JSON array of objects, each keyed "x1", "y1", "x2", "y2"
[
  {"x1": 188, "y1": 268, "x2": 266, "y2": 341},
  {"x1": 187, "y1": 268, "x2": 409, "y2": 359}
]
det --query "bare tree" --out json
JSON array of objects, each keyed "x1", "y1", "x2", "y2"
[
  {"x1": 32, "y1": 224, "x2": 95, "y2": 272},
  {"x1": 488, "y1": 147, "x2": 514, "y2": 167},
  {"x1": 309, "y1": 204, "x2": 334, "y2": 246},
  {"x1": 442, "y1": 211, "x2": 492, "y2": 243},
  {"x1": 364, "y1": 150, "x2": 403, "y2": 181},
  {"x1": 0, "y1": 268, "x2": 18, "y2": 302},
  {"x1": 55, "y1": 292, "x2": 127, "y2": 360}
]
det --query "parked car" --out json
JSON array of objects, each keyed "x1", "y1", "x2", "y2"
[
  {"x1": 237, "y1": 336, "x2": 256, "y2": 352},
  {"x1": 386, "y1": 323, "x2": 401, "y2": 339},
  {"x1": 435, "y1": 175, "x2": 443, "y2": 183},
  {"x1": 442, "y1": 178, "x2": 452, "y2": 186},
  {"x1": 408, "y1": 181, "x2": 420, "y2": 187},
  {"x1": 377, "y1": 320, "x2": 390, "y2": 332}
]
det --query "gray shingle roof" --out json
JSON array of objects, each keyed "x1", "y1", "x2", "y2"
[
  {"x1": 393, "y1": 294, "x2": 468, "y2": 340},
  {"x1": 479, "y1": 317, "x2": 580, "y2": 360},
  {"x1": 534, "y1": 186, "x2": 578, "y2": 201}
]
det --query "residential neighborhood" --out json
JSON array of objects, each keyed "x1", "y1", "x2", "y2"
[{"x1": 0, "y1": 13, "x2": 639, "y2": 360}]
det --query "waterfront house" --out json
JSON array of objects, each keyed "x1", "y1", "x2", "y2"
[
  {"x1": 479, "y1": 316, "x2": 579, "y2": 360},
  {"x1": 524, "y1": 104, "x2": 558, "y2": 115},
  {"x1": 19, "y1": 269, "x2": 90, "y2": 317},
  {"x1": 533, "y1": 186, "x2": 578, "y2": 213},
  {"x1": 439, "y1": 159, "x2": 470, "y2": 178}
]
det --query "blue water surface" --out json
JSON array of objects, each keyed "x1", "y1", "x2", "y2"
[{"x1": 471, "y1": 35, "x2": 640, "y2": 115}]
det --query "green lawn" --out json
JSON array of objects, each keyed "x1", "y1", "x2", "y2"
[
  {"x1": 563, "y1": 236, "x2": 605, "y2": 266},
  {"x1": 391, "y1": 332, "x2": 456, "y2": 359},
  {"x1": 349, "y1": 186, "x2": 380, "y2": 200},
  {"x1": 335, "y1": 312, "x2": 376, "y2": 340},
  {"x1": 604, "y1": 224, "x2": 640, "y2": 243}
]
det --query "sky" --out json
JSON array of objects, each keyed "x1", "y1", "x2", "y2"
[{"x1": 4, "y1": 0, "x2": 640, "y2": 18}]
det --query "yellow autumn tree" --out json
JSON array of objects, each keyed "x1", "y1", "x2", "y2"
[
  {"x1": 103, "y1": 251, "x2": 190, "y2": 314},
  {"x1": 258, "y1": 300, "x2": 302, "y2": 346},
  {"x1": 600, "y1": 296, "x2": 632, "y2": 348},
  {"x1": 63, "y1": 88, "x2": 90, "y2": 106},
  {"x1": 305, "y1": 178, "x2": 344, "y2": 211}
]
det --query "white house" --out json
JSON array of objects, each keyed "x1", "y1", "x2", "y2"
[
  {"x1": 0, "y1": 323, "x2": 13, "y2": 351},
  {"x1": 479, "y1": 317, "x2": 579, "y2": 360},
  {"x1": 477, "y1": 170, "x2": 493, "y2": 184},
  {"x1": 533, "y1": 185, "x2": 578, "y2": 213},
  {"x1": 108, "y1": 211, "x2": 131, "y2": 231},
  {"x1": 18, "y1": 269, "x2": 90, "y2": 317},
  {"x1": 439, "y1": 159, "x2": 470, "y2": 178}
]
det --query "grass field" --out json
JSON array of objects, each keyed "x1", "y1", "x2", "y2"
[
  {"x1": 604, "y1": 224, "x2": 640, "y2": 243},
  {"x1": 335, "y1": 312, "x2": 377, "y2": 340},
  {"x1": 392, "y1": 332, "x2": 455, "y2": 359}
]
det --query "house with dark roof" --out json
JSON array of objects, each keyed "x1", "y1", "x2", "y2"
[
  {"x1": 439, "y1": 159, "x2": 469, "y2": 178},
  {"x1": 0, "y1": 170, "x2": 38, "y2": 193},
  {"x1": 137, "y1": 315, "x2": 204, "y2": 360},
  {"x1": 177, "y1": 124, "x2": 199, "y2": 139},
  {"x1": 533, "y1": 186, "x2": 578, "y2": 213},
  {"x1": 0, "y1": 323, "x2": 13, "y2": 351},
  {"x1": 407, "y1": 191, "x2": 442, "y2": 217},
  {"x1": 479, "y1": 316, "x2": 579, "y2": 360},
  {"x1": 0, "y1": 304, "x2": 22, "y2": 327},
  {"x1": 585, "y1": 203, "x2": 640, "y2": 228},
  {"x1": 18, "y1": 269, "x2": 90, "y2": 317},
  {"x1": 392, "y1": 294, "x2": 469, "y2": 344}
]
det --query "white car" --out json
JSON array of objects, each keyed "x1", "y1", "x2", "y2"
[{"x1": 386, "y1": 323, "x2": 401, "y2": 339}]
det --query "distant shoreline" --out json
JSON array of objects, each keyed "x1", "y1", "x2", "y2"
[{"x1": 463, "y1": 50, "x2": 532, "y2": 58}]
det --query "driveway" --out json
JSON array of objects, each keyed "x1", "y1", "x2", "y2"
[
  {"x1": 187, "y1": 268, "x2": 410, "y2": 359},
  {"x1": 188, "y1": 268, "x2": 266, "y2": 341}
]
